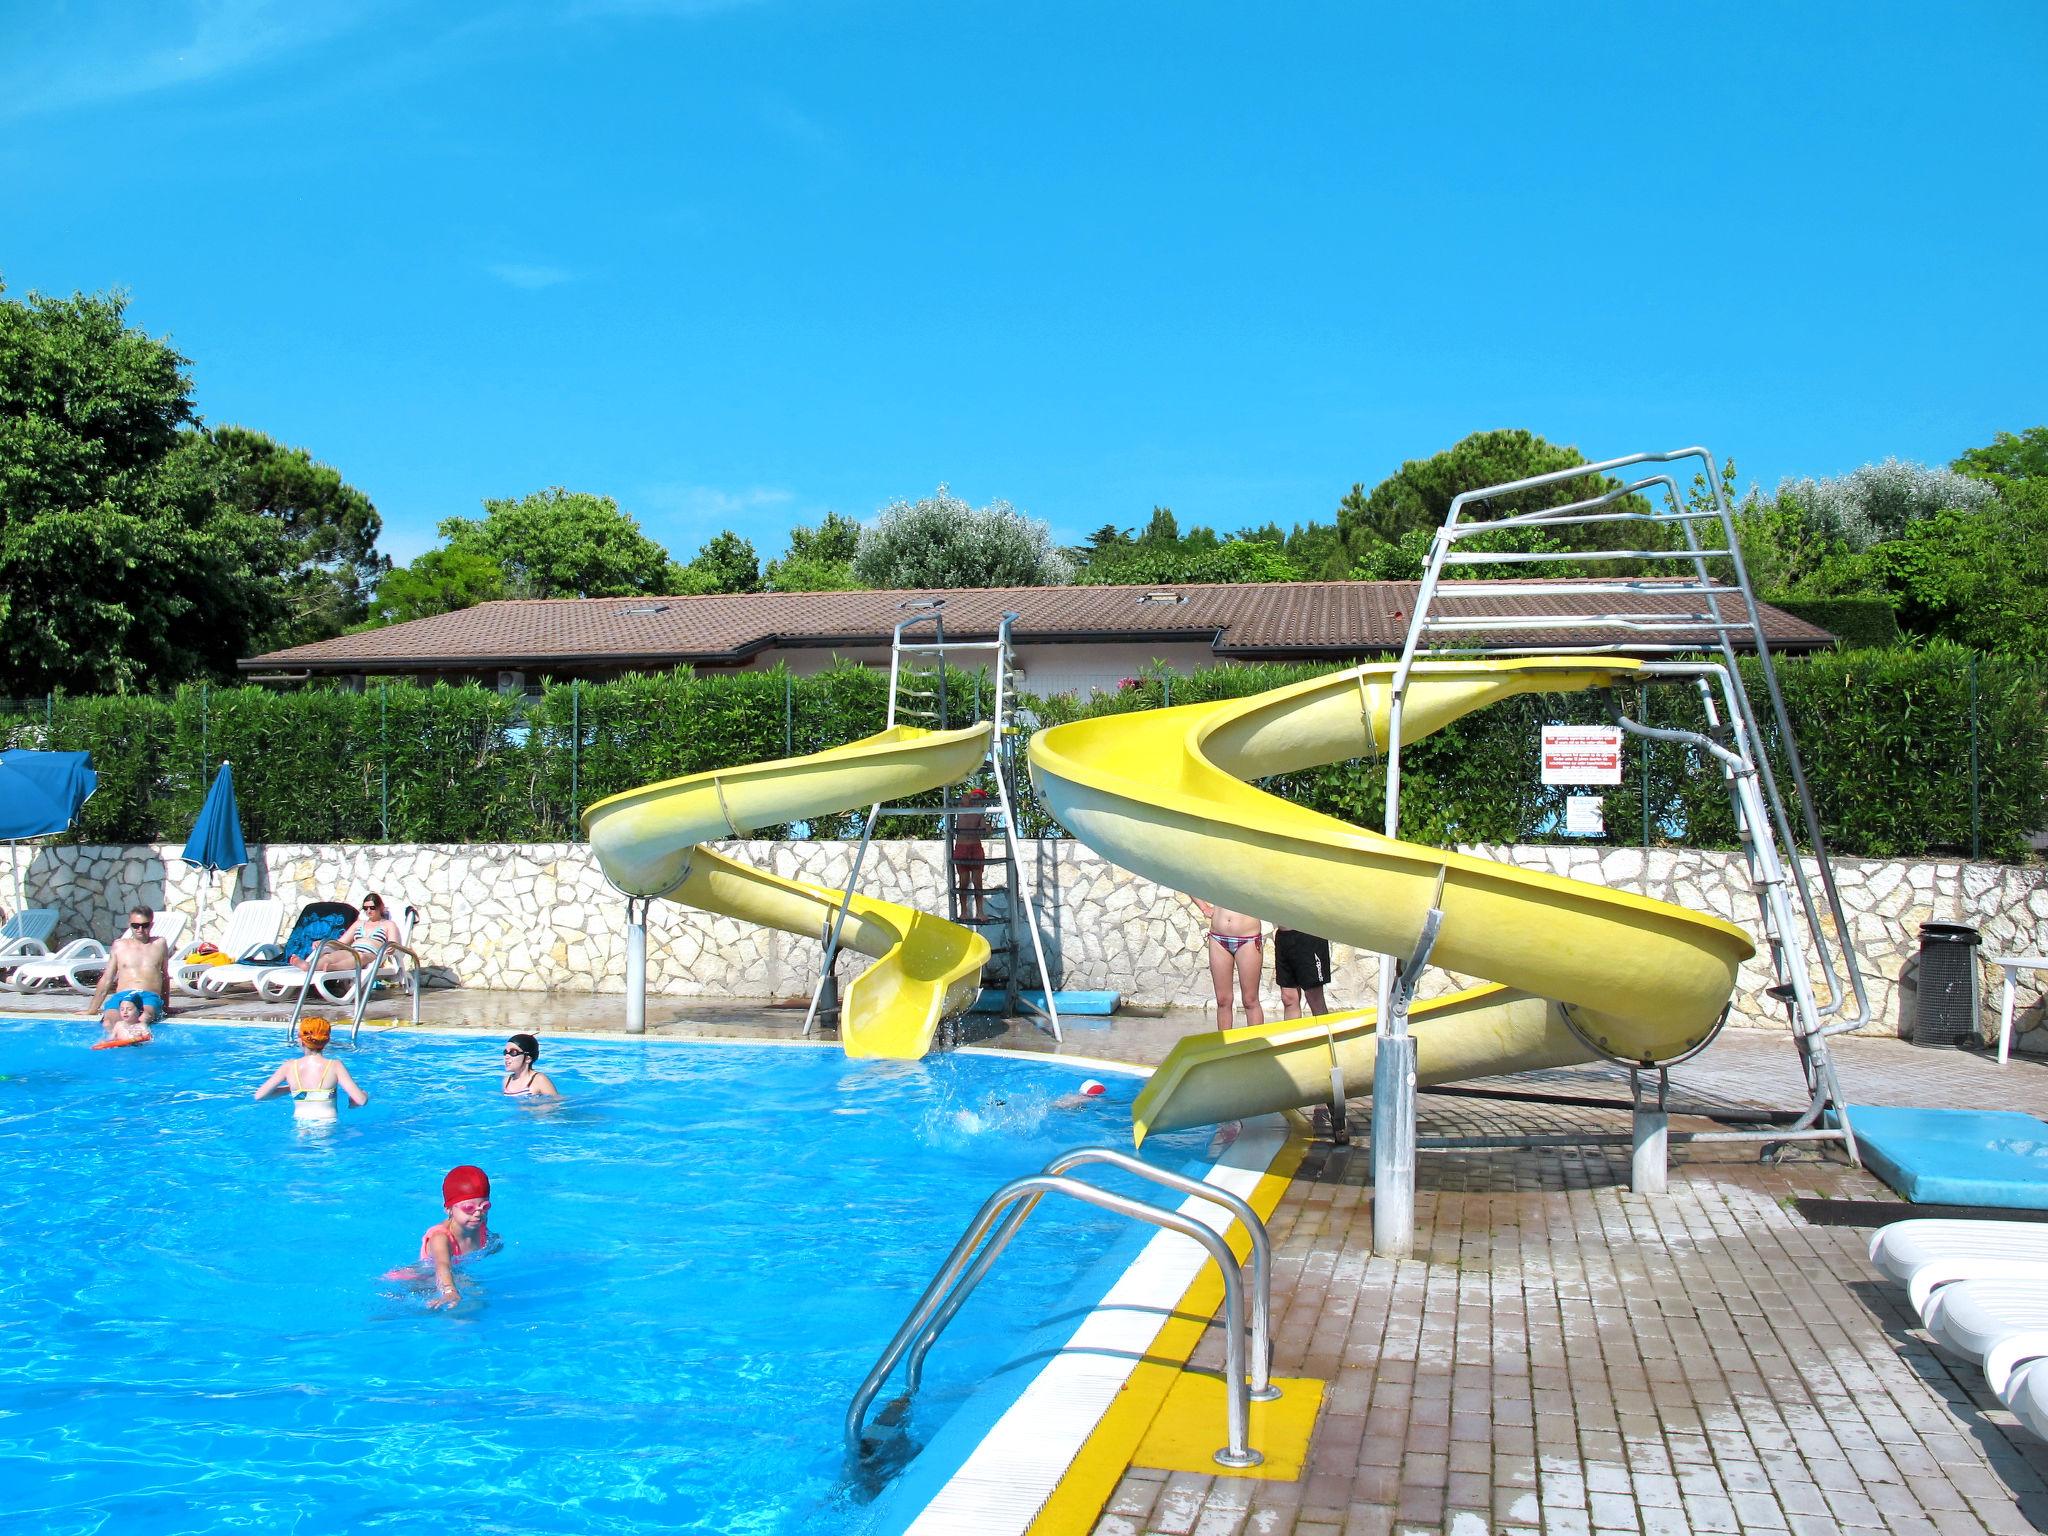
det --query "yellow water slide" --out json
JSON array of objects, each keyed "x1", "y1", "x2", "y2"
[
  {"x1": 582, "y1": 725, "x2": 993, "y2": 1059},
  {"x1": 1025, "y1": 659, "x2": 1757, "y2": 1143}
]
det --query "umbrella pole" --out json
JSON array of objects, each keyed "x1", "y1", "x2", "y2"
[{"x1": 9, "y1": 840, "x2": 19, "y2": 918}]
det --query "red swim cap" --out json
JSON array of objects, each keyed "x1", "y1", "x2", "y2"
[
  {"x1": 1080, "y1": 1079, "x2": 1106, "y2": 1097},
  {"x1": 442, "y1": 1165, "x2": 490, "y2": 1206}
]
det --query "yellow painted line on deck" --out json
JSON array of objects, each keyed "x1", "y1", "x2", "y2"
[{"x1": 1025, "y1": 1122, "x2": 1316, "y2": 1536}]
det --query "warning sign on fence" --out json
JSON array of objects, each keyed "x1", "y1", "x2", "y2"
[{"x1": 1540, "y1": 724, "x2": 1623, "y2": 786}]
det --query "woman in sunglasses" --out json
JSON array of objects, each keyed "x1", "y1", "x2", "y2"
[
  {"x1": 289, "y1": 892, "x2": 407, "y2": 975},
  {"x1": 502, "y1": 1032, "x2": 559, "y2": 1097}
]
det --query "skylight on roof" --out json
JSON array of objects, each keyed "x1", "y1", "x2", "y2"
[
  {"x1": 623, "y1": 603, "x2": 670, "y2": 616},
  {"x1": 1137, "y1": 591, "x2": 1186, "y2": 605}
]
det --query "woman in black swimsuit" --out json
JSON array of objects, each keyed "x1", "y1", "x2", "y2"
[{"x1": 501, "y1": 1033, "x2": 560, "y2": 1097}]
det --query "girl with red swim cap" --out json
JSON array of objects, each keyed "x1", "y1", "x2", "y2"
[{"x1": 421, "y1": 1165, "x2": 494, "y2": 1309}]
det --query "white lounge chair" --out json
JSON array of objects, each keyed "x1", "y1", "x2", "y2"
[
  {"x1": 195, "y1": 900, "x2": 358, "y2": 997},
  {"x1": 12, "y1": 912, "x2": 188, "y2": 995},
  {"x1": 0, "y1": 909, "x2": 61, "y2": 979},
  {"x1": 172, "y1": 900, "x2": 285, "y2": 997},
  {"x1": 1921, "y1": 1277, "x2": 2048, "y2": 1365},
  {"x1": 254, "y1": 904, "x2": 418, "y2": 1007},
  {"x1": 1870, "y1": 1218, "x2": 2048, "y2": 1310}
]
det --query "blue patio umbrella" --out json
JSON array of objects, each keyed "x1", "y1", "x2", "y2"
[
  {"x1": 181, "y1": 761, "x2": 249, "y2": 934},
  {"x1": 0, "y1": 749, "x2": 98, "y2": 915}
]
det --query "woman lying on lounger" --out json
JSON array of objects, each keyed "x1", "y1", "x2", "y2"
[{"x1": 289, "y1": 892, "x2": 406, "y2": 973}]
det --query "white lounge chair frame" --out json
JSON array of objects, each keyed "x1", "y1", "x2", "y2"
[
  {"x1": 12, "y1": 913, "x2": 188, "y2": 996},
  {"x1": 171, "y1": 899, "x2": 286, "y2": 997},
  {"x1": 0, "y1": 909, "x2": 61, "y2": 978}
]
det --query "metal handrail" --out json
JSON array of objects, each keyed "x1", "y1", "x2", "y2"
[
  {"x1": 903, "y1": 1147, "x2": 1276, "y2": 1400},
  {"x1": 285, "y1": 933, "x2": 398, "y2": 1045},
  {"x1": 847, "y1": 1170, "x2": 1266, "y2": 1469}
]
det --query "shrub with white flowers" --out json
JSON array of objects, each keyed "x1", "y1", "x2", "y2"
[
  {"x1": 1770, "y1": 458, "x2": 1997, "y2": 550},
  {"x1": 853, "y1": 485, "x2": 1075, "y2": 589}
]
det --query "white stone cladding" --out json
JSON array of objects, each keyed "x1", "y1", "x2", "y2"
[{"x1": 14, "y1": 841, "x2": 2048, "y2": 1051}]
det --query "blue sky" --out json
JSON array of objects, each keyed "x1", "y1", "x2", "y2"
[{"x1": 4, "y1": 1, "x2": 2044, "y2": 566}]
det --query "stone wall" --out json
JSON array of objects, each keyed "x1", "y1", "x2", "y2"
[{"x1": 15, "y1": 840, "x2": 2048, "y2": 1049}]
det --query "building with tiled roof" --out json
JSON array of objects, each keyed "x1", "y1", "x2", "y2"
[{"x1": 240, "y1": 581, "x2": 1836, "y2": 699}]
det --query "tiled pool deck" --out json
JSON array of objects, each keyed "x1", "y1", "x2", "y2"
[{"x1": 17, "y1": 988, "x2": 2048, "y2": 1534}]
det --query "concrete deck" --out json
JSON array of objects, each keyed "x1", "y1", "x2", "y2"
[{"x1": 11, "y1": 985, "x2": 2048, "y2": 1534}]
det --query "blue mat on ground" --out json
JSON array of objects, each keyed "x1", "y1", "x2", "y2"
[
  {"x1": 1848, "y1": 1104, "x2": 2048, "y2": 1208},
  {"x1": 970, "y1": 988, "x2": 1120, "y2": 1016}
]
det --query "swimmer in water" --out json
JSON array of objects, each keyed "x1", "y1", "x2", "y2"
[
  {"x1": 1052, "y1": 1078, "x2": 1110, "y2": 1110},
  {"x1": 421, "y1": 1165, "x2": 495, "y2": 1309},
  {"x1": 252, "y1": 1016, "x2": 368, "y2": 1119},
  {"x1": 99, "y1": 996, "x2": 153, "y2": 1047},
  {"x1": 501, "y1": 1033, "x2": 559, "y2": 1097}
]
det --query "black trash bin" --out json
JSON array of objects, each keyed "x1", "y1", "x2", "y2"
[{"x1": 1915, "y1": 922, "x2": 1982, "y2": 1048}]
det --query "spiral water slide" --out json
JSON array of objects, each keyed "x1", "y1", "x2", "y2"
[
  {"x1": 582, "y1": 724, "x2": 993, "y2": 1060},
  {"x1": 1026, "y1": 658, "x2": 1758, "y2": 1145}
]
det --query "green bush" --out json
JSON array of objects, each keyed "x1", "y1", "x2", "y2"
[
  {"x1": 1762, "y1": 596, "x2": 1903, "y2": 650},
  {"x1": 0, "y1": 648, "x2": 2037, "y2": 860}
]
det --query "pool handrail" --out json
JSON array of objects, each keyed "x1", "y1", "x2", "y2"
[
  {"x1": 285, "y1": 934, "x2": 390, "y2": 1045},
  {"x1": 902, "y1": 1146, "x2": 1275, "y2": 1402},
  {"x1": 846, "y1": 1165, "x2": 1269, "y2": 1470}
]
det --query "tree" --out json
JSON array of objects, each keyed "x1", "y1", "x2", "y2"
[
  {"x1": 1077, "y1": 537, "x2": 1299, "y2": 585},
  {"x1": 1340, "y1": 430, "x2": 1655, "y2": 565},
  {"x1": 0, "y1": 283, "x2": 278, "y2": 692},
  {"x1": 676, "y1": 530, "x2": 761, "y2": 594},
  {"x1": 369, "y1": 546, "x2": 507, "y2": 624},
  {"x1": 765, "y1": 511, "x2": 862, "y2": 591},
  {"x1": 1770, "y1": 458, "x2": 1994, "y2": 550},
  {"x1": 853, "y1": 486, "x2": 1073, "y2": 589},
  {"x1": 440, "y1": 488, "x2": 674, "y2": 599},
  {"x1": 165, "y1": 425, "x2": 387, "y2": 649},
  {"x1": 1955, "y1": 427, "x2": 2048, "y2": 487}
]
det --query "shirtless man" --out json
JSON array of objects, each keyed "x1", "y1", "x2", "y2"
[
  {"x1": 87, "y1": 904, "x2": 173, "y2": 1027},
  {"x1": 1192, "y1": 898, "x2": 1263, "y2": 1031}
]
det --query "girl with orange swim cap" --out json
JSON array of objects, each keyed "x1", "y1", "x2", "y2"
[
  {"x1": 421, "y1": 1165, "x2": 495, "y2": 1308},
  {"x1": 251, "y1": 1017, "x2": 368, "y2": 1120}
]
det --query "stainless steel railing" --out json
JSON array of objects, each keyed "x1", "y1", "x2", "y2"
[{"x1": 847, "y1": 1147, "x2": 1278, "y2": 1470}]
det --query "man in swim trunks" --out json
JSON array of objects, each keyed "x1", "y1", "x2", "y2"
[
  {"x1": 1192, "y1": 898, "x2": 1263, "y2": 1031},
  {"x1": 1274, "y1": 927, "x2": 1333, "y2": 1019},
  {"x1": 87, "y1": 905, "x2": 173, "y2": 1028}
]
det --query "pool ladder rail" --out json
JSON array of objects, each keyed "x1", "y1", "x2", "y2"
[
  {"x1": 282, "y1": 904, "x2": 425, "y2": 1046},
  {"x1": 847, "y1": 1146, "x2": 1279, "y2": 1471}
]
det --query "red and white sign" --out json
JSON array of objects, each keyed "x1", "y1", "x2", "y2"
[{"x1": 1540, "y1": 725, "x2": 1623, "y2": 786}]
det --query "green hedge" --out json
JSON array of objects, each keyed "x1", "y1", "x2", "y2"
[
  {"x1": 0, "y1": 648, "x2": 2039, "y2": 859},
  {"x1": 1764, "y1": 596, "x2": 1903, "y2": 650}
]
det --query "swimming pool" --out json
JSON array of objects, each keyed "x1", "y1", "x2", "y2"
[{"x1": 0, "y1": 1021, "x2": 1226, "y2": 1535}]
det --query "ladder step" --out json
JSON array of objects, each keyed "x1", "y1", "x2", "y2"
[{"x1": 1439, "y1": 546, "x2": 1730, "y2": 565}]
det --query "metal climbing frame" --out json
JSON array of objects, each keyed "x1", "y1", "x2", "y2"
[
  {"x1": 847, "y1": 1146, "x2": 1279, "y2": 1470},
  {"x1": 802, "y1": 601, "x2": 1063, "y2": 1043},
  {"x1": 1370, "y1": 447, "x2": 1867, "y2": 1251}
]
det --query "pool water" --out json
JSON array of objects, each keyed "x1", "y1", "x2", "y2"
[{"x1": 0, "y1": 1022, "x2": 1214, "y2": 1535}]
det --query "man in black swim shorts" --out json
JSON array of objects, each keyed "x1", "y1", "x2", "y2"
[{"x1": 1273, "y1": 927, "x2": 1332, "y2": 1019}]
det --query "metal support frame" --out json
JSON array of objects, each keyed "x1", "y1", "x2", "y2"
[
  {"x1": 624, "y1": 896, "x2": 648, "y2": 1036},
  {"x1": 1368, "y1": 447, "x2": 1866, "y2": 1228},
  {"x1": 1371, "y1": 905, "x2": 1442, "y2": 1257},
  {"x1": 808, "y1": 604, "x2": 1063, "y2": 1044},
  {"x1": 848, "y1": 1146, "x2": 1278, "y2": 1471}
]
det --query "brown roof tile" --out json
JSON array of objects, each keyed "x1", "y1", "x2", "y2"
[{"x1": 241, "y1": 580, "x2": 1835, "y2": 675}]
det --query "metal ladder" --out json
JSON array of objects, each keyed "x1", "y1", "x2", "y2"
[
  {"x1": 283, "y1": 904, "x2": 425, "y2": 1046},
  {"x1": 803, "y1": 602, "x2": 1062, "y2": 1043},
  {"x1": 1369, "y1": 447, "x2": 1866, "y2": 1250},
  {"x1": 847, "y1": 1146, "x2": 1279, "y2": 1470}
]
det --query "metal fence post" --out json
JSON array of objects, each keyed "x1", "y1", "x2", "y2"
[
  {"x1": 571, "y1": 679, "x2": 581, "y2": 827},
  {"x1": 1969, "y1": 652, "x2": 1982, "y2": 861},
  {"x1": 379, "y1": 683, "x2": 390, "y2": 842},
  {"x1": 200, "y1": 681, "x2": 209, "y2": 779},
  {"x1": 784, "y1": 673, "x2": 793, "y2": 759},
  {"x1": 1640, "y1": 682, "x2": 1651, "y2": 855}
]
